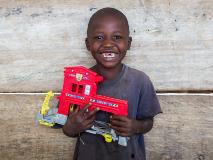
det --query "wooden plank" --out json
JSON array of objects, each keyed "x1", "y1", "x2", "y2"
[
  {"x1": 0, "y1": 94, "x2": 76, "y2": 160},
  {"x1": 146, "y1": 94, "x2": 213, "y2": 160},
  {"x1": 0, "y1": 94, "x2": 213, "y2": 159},
  {"x1": 0, "y1": 0, "x2": 213, "y2": 92}
]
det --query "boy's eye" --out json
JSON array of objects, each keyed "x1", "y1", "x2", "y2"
[
  {"x1": 94, "y1": 36, "x2": 103, "y2": 40},
  {"x1": 113, "y1": 35, "x2": 122, "y2": 40}
]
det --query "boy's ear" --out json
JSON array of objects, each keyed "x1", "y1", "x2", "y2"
[
  {"x1": 85, "y1": 38, "x2": 90, "y2": 51},
  {"x1": 127, "y1": 37, "x2": 132, "y2": 50}
]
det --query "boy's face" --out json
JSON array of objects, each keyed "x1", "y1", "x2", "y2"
[{"x1": 86, "y1": 14, "x2": 132, "y2": 69}]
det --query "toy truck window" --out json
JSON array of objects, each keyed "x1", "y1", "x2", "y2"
[
  {"x1": 71, "y1": 84, "x2": 77, "y2": 92},
  {"x1": 84, "y1": 85, "x2": 91, "y2": 95},
  {"x1": 78, "y1": 85, "x2": 84, "y2": 94}
]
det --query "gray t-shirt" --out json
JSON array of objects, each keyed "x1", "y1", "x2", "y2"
[{"x1": 73, "y1": 64, "x2": 162, "y2": 160}]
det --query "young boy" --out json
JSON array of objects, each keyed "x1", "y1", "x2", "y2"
[{"x1": 63, "y1": 7, "x2": 162, "y2": 160}]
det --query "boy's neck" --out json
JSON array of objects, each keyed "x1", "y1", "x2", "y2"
[{"x1": 92, "y1": 64, "x2": 123, "y2": 81}]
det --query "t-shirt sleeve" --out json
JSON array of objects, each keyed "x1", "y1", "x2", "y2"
[{"x1": 136, "y1": 77, "x2": 162, "y2": 119}]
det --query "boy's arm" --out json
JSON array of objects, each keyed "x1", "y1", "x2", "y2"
[
  {"x1": 110, "y1": 115, "x2": 153, "y2": 137},
  {"x1": 62, "y1": 104, "x2": 98, "y2": 137}
]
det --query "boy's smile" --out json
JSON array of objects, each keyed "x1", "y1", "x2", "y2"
[
  {"x1": 103, "y1": 52, "x2": 116, "y2": 59},
  {"x1": 86, "y1": 12, "x2": 132, "y2": 69}
]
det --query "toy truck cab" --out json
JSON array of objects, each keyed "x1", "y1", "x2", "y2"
[{"x1": 57, "y1": 66, "x2": 103, "y2": 115}]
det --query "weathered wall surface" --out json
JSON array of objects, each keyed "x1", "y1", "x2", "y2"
[
  {"x1": 0, "y1": 0, "x2": 212, "y2": 160},
  {"x1": 0, "y1": 0, "x2": 212, "y2": 92}
]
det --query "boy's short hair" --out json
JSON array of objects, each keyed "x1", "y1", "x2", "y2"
[{"x1": 87, "y1": 7, "x2": 130, "y2": 35}]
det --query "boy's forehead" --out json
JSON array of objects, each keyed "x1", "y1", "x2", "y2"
[
  {"x1": 88, "y1": 15, "x2": 129, "y2": 34},
  {"x1": 88, "y1": 18, "x2": 128, "y2": 36},
  {"x1": 87, "y1": 8, "x2": 129, "y2": 35},
  {"x1": 90, "y1": 13, "x2": 126, "y2": 26}
]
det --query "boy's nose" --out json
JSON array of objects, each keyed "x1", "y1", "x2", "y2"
[{"x1": 103, "y1": 39, "x2": 114, "y2": 48}]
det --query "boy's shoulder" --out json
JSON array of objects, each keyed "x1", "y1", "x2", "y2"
[{"x1": 124, "y1": 65, "x2": 150, "y2": 81}]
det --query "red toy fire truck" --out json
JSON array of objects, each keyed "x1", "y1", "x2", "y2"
[
  {"x1": 37, "y1": 66, "x2": 129, "y2": 146},
  {"x1": 58, "y1": 66, "x2": 128, "y2": 115}
]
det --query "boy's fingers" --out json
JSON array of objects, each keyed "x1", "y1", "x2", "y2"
[
  {"x1": 85, "y1": 117, "x2": 96, "y2": 126},
  {"x1": 110, "y1": 119, "x2": 126, "y2": 127},
  {"x1": 83, "y1": 110, "x2": 98, "y2": 124},
  {"x1": 80, "y1": 116, "x2": 95, "y2": 129},
  {"x1": 86, "y1": 107, "x2": 99, "y2": 119},
  {"x1": 85, "y1": 122, "x2": 94, "y2": 129},
  {"x1": 110, "y1": 125, "x2": 128, "y2": 136},
  {"x1": 78, "y1": 103, "x2": 91, "y2": 115},
  {"x1": 111, "y1": 115, "x2": 127, "y2": 121}
]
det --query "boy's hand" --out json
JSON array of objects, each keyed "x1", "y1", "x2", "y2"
[
  {"x1": 110, "y1": 115, "x2": 136, "y2": 137},
  {"x1": 110, "y1": 115, "x2": 153, "y2": 137},
  {"x1": 63, "y1": 103, "x2": 99, "y2": 137}
]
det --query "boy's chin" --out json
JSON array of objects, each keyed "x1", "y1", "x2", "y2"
[{"x1": 97, "y1": 62, "x2": 122, "y2": 69}]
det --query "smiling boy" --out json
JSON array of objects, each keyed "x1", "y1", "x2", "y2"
[{"x1": 63, "y1": 7, "x2": 162, "y2": 160}]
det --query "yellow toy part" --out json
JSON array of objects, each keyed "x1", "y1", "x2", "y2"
[
  {"x1": 38, "y1": 119, "x2": 55, "y2": 127},
  {"x1": 102, "y1": 133, "x2": 113, "y2": 143},
  {"x1": 41, "y1": 91, "x2": 54, "y2": 115}
]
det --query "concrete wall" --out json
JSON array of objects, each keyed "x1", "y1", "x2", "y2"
[{"x1": 0, "y1": 0, "x2": 212, "y2": 159}]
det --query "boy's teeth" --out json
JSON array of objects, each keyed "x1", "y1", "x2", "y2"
[{"x1": 103, "y1": 53, "x2": 115, "y2": 58}]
